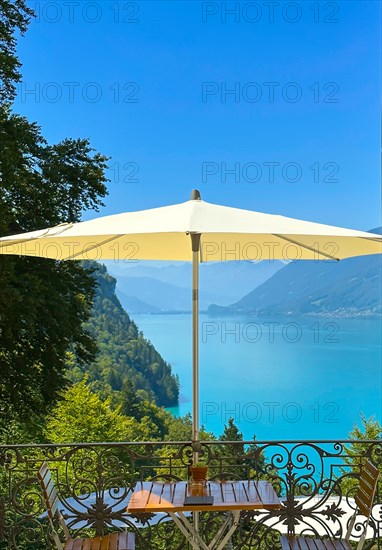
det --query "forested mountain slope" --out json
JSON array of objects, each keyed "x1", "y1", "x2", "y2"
[{"x1": 68, "y1": 263, "x2": 179, "y2": 407}]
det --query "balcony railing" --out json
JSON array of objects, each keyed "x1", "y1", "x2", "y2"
[{"x1": 0, "y1": 439, "x2": 381, "y2": 549}]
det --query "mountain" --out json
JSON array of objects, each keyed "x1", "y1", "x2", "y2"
[
  {"x1": 209, "y1": 228, "x2": 382, "y2": 318},
  {"x1": 113, "y1": 276, "x2": 214, "y2": 312},
  {"x1": 105, "y1": 260, "x2": 284, "y2": 312},
  {"x1": 117, "y1": 292, "x2": 162, "y2": 314},
  {"x1": 68, "y1": 263, "x2": 179, "y2": 407}
]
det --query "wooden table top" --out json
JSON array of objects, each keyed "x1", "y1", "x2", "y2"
[{"x1": 127, "y1": 480, "x2": 281, "y2": 513}]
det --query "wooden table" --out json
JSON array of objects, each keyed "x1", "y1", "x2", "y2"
[{"x1": 127, "y1": 480, "x2": 281, "y2": 550}]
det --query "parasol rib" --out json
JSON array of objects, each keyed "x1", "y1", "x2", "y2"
[{"x1": 273, "y1": 234, "x2": 340, "y2": 261}]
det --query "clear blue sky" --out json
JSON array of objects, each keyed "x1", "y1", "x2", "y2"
[{"x1": 14, "y1": 0, "x2": 381, "y2": 230}]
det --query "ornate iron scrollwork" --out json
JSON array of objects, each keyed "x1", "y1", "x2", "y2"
[{"x1": 0, "y1": 440, "x2": 380, "y2": 549}]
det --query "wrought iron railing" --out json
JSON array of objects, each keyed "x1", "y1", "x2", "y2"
[{"x1": 0, "y1": 439, "x2": 381, "y2": 549}]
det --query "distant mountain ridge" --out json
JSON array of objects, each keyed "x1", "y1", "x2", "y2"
[
  {"x1": 209, "y1": 227, "x2": 382, "y2": 318},
  {"x1": 106, "y1": 260, "x2": 284, "y2": 312},
  {"x1": 113, "y1": 276, "x2": 216, "y2": 312},
  {"x1": 117, "y1": 293, "x2": 162, "y2": 314}
]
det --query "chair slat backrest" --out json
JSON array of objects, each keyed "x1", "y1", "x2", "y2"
[
  {"x1": 354, "y1": 460, "x2": 379, "y2": 518},
  {"x1": 37, "y1": 462, "x2": 70, "y2": 548},
  {"x1": 38, "y1": 462, "x2": 60, "y2": 520}
]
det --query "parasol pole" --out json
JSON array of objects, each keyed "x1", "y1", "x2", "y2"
[
  {"x1": 191, "y1": 230, "x2": 201, "y2": 457},
  {"x1": 190, "y1": 193, "x2": 202, "y2": 459},
  {"x1": 190, "y1": 190, "x2": 202, "y2": 539}
]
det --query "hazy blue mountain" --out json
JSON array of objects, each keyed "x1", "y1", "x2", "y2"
[
  {"x1": 105, "y1": 260, "x2": 284, "y2": 311},
  {"x1": 209, "y1": 228, "x2": 382, "y2": 318},
  {"x1": 112, "y1": 276, "x2": 215, "y2": 312},
  {"x1": 117, "y1": 292, "x2": 162, "y2": 314}
]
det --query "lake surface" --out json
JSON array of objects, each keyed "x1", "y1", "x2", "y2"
[{"x1": 131, "y1": 313, "x2": 382, "y2": 441}]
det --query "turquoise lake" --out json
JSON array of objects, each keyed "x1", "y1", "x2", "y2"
[{"x1": 131, "y1": 314, "x2": 382, "y2": 442}]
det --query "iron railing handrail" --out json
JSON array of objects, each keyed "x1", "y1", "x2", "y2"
[{"x1": 0, "y1": 438, "x2": 380, "y2": 449}]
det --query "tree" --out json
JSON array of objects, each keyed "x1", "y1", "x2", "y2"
[
  {"x1": 212, "y1": 419, "x2": 277, "y2": 485},
  {"x1": 0, "y1": 1, "x2": 110, "y2": 429},
  {"x1": 220, "y1": 417, "x2": 244, "y2": 456},
  {"x1": 45, "y1": 380, "x2": 138, "y2": 444},
  {"x1": 348, "y1": 414, "x2": 382, "y2": 445},
  {"x1": 163, "y1": 414, "x2": 215, "y2": 443},
  {"x1": 0, "y1": 0, "x2": 34, "y2": 103},
  {"x1": 0, "y1": 110, "x2": 109, "y2": 426},
  {"x1": 220, "y1": 417, "x2": 244, "y2": 441},
  {"x1": 44, "y1": 381, "x2": 156, "y2": 493},
  {"x1": 344, "y1": 414, "x2": 382, "y2": 469},
  {"x1": 165, "y1": 413, "x2": 194, "y2": 441},
  {"x1": 120, "y1": 378, "x2": 141, "y2": 418},
  {"x1": 339, "y1": 415, "x2": 382, "y2": 497},
  {"x1": 245, "y1": 434, "x2": 267, "y2": 476}
]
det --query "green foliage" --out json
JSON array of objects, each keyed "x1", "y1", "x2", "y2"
[
  {"x1": 344, "y1": 414, "x2": 382, "y2": 472},
  {"x1": 45, "y1": 380, "x2": 133, "y2": 444},
  {"x1": 136, "y1": 400, "x2": 172, "y2": 440},
  {"x1": 210, "y1": 417, "x2": 247, "y2": 478},
  {"x1": 220, "y1": 417, "x2": 244, "y2": 452},
  {"x1": 164, "y1": 413, "x2": 194, "y2": 441},
  {"x1": 245, "y1": 435, "x2": 267, "y2": 476},
  {"x1": 0, "y1": 107, "x2": 109, "y2": 425},
  {"x1": 44, "y1": 377, "x2": 177, "y2": 446},
  {"x1": 163, "y1": 413, "x2": 215, "y2": 443},
  {"x1": 119, "y1": 378, "x2": 142, "y2": 417},
  {"x1": 329, "y1": 415, "x2": 382, "y2": 517},
  {"x1": 0, "y1": 408, "x2": 44, "y2": 444},
  {"x1": 0, "y1": 0, "x2": 34, "y2": 103},
  {"x1": 0, "y1": 0, "x2": 109, "y2": 429},
  {"x1": 0, "y1": 107, "x2": 108, "y2": 233},
  {"x1": 348, "y1": 414, "x2": 382, "y2": 446},
  {"x1": 205, "y1": 419, "x2": 278, "y2": 484}
]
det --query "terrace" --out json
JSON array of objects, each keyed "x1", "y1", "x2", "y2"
[{"x1": 0, "y1": 438, "x2": 381, "y2": 549}]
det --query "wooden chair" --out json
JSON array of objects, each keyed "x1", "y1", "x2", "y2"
[
  {"x1": 38, "y1": 462, "x2": 135, "y2": 550},
  {"x1": 280, "y1": 459, "x2": 380, "y2": 550}
]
